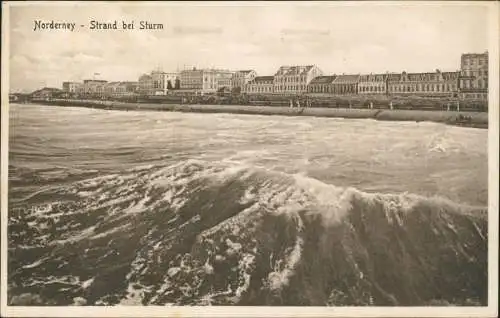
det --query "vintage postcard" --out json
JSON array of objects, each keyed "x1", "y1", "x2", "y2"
[{"x1": 1, "y1": 1, "x2": 498, "y2": 317}]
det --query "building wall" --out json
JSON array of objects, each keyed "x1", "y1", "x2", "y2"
[
  {"x1": 331, "y1": 83, "x2": 358, "y2": 95},
  {"x1": 388, "y1": 81, "x2": 458, "y2": 95},
  {"x1": 358, "y1": 76, "x2": 387, "y2": 94},
  {"x1": 216, "y1": 71, "x2": 234, "y2": 90},
  {"x1": 138, "y1": 74, "x2": 153, "y2": 95},
  {"x1": 307, "y1": 83, "x2": 334, "y2": 94},
  {"x1": 180, "y1": 69, "x2": 234, "y2": 93},
  {"x1": 62, "y1": 82, "x2": 81, "y2": 93},
  {"x1": 180, "y1": 69, "x2": 204, "y2": 90},
  {"x1": 244, "y1": 81, "x2": 274, "y2": 94},
  {"x1": 387, "y1": 72, "x2": 459, "y2": 96},
  {"x1": 139, "y1": 71, "x2": 179, "y2": 95},
  {"x1": 232, "y1": 71, "x2": 257, "y2": 90},
  {"x1": 459, "y1": 52, "x2": 488, "y2": 100},
  {"x1": 273, "y1": 66, "x2": 323, "y2": 95},
  {"x1": 80, "y1": 80, "x2": 108, "y2": 96}
]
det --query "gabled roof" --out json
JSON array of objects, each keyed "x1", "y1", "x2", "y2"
[
  {"x1": 309, "y1": 76, "x2": 336, "y2": 85},
  {"x1": 274, "y1": 65, "x2": 315, "y2": 76},
  {"x1": 333, "y1": 74, "x2": 360, "y2": 83}
]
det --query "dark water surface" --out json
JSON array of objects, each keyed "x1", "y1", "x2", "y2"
[{"x1": 8, "y1": 104, "x2": 488, "y2": 306}]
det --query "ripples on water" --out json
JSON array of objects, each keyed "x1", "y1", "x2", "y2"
[{"x1": 8, "y1": 104, "x2": 488, "y2": 306}]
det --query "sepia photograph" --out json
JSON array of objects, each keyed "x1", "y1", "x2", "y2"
[{"x1": 1, "y1": 1, "x2": 498, "y2": 317}]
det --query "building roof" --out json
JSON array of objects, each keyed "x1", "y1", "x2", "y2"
[
  {"x1": 462, "y1": 52, "x2": 488, "y2": 58},
  {"x1": 333, "y1": 74, "x2": 360, "y2": 83},
  {"x1": 274, "y1": 65, "x2": 315, "y2": 76},
  {"x1": 395, "y1": 70, "x2": 460, "y2": 82},
  {"x1": 105, "y1": 82, "x2": 123, "y2": 88},
  {"x1": 237, "y1": 70, "x2": 255, "y2": 74},
  {"x1": 83, "y1": 79, "x2": 107, "y2": 84},
  {"x1": 309, "y1": 76, "x2": 336, "y2": 85},
  {"x1": 441, "y1": 71, "x2": 460, "y2": 80},
  {"x1": 249, "y1": 76, "x2": 274, "y2": 84},
  {"x1": 387, "y1": 73, "x2": 402, "y2": 82},
  {"x1": 31, "y1": 87, "x2": 63, "y2": 95},
  {"x1": 359, "y1": 73, "x2": 387, "y2": 82}
]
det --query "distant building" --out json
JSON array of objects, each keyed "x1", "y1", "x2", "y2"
[
  {"x1": 180, "y1": 68, "x2": 234, "y2": 93},
  {"x1": 179, "y1": 68, "x2": 203, "y2": 91},
  {"x1": 216, "y1": 70, "x2": 234, "y2": 91},
  {"x1": 138, "y1": 71, "x2": 178, "y2": 95},
  {"x1": 30, "y1": 87, "x2": 64, "y2": 100},
  {"x1": 244, "y1": 76, "x2": 274, "y2": 94},
  {"x1": 386, "y1": 73, "x2": 402, "y2": 95},
  {"x1": 152, "y1": 70, "x2": 178, "y2": 95},
  {"x1": 9, "y1": 93, "x2": 19, "y2": 102},
  {"x1": 232, "y1": 70, "x2": 257, "y2": 91},
  {"x1": 138, "y1": 74, "x2": 153, "y2": 95},
  {"x1": 331, "y1": 74, "x2": 360, "y2": 95},
  {"x1": 80, "y1": 79, "x2": 108, "y2": 97},
  {"x1": 459, "y1": 52, "x2": 488, "y2": 100},
  {"x1": 358, "y1": 74, "x2": 388, "y2": 95},
  {"x1": 387, "y1": 70, "x2": 459, "y2": 96},
  {"x1": 62, "y1": 81, "x2": 82, "y2": 93},
  {"x1": 307, "y1": 75, "x2": 337, "y2": 94},
  {"x1": 273, "y1": 65, "x2": 323, "y2": 95},
  {"x1": 104, "y1": 81, "x2": 139, "y2": 98}
]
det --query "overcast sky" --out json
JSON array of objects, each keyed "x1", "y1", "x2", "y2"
[{"x1": 8, "y1": 2, "x2": 490, "y2": 92}]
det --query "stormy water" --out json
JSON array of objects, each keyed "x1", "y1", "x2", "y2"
[{"x1": 8, "y1": 104, "x2": 488, "y2": 306}]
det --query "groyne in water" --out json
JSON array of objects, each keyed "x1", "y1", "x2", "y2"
[{"x1": 26, "y1": 99, "x2": 488, "y2": 129}]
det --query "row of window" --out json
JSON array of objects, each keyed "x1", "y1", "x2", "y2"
[
  {"x1": 359, "y1": 86, "x2": 385, "y2": 93},
  {"x1": 246, "y1": 86, "x2": 273, "y2": 93},
  {"x1": 275, "y1": 76, "x2": 307, "y2": 83},
  {"x1": 308, "y1": 86, "x2": 357, "y2": 93},
  {"x1": 464, "y1": 58, "x2": 487, "y2": 66},
  {"x1": 461, "y1": 79, "x2": 488, "y2": 89},
  {"x1": 275, "y1": 85, "x2": 308, "y2": 91},
  {"x1": 463, "y1": 70, "x2": 489, "y2": 77},
  {"x1": 245, "y1": 81, "x2": 487, "y2": 93},
  {"x1": 390, "y1": 83, "x2": 457, "y2": 92},
  {"x1": 462, "y1": 93, "x2": 487, "y2": 99}
]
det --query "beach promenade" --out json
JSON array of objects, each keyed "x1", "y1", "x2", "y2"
[{"x1": 28, "y1": 99, "x2": 488, "y2": 129}]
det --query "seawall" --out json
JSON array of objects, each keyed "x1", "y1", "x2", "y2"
[{"x1": 29, "y1": 99, "x2": 488, "y2": 129}]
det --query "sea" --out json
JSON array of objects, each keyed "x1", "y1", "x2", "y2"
[{"x1": 7, "y1": 103, "x2": 488, "y2": 306}]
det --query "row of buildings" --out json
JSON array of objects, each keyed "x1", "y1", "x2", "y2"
[{"x1": 61, "y1": 51, "x2": 489, "y2": 100}]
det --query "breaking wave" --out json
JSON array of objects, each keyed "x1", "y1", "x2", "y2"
[{"x1": 8, "y1": 159, "x2": 487, "y2": 306}]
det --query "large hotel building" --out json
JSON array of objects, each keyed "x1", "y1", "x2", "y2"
[
  {"x1": 459, "y1": 52, "x2": 488, "y2": 100},
  {"x1": 179, "y1": 68, "x2": 234, "y2": 93}
]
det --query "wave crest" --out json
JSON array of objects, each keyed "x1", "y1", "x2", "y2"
[{"x1": 8, "y1": 159, "x2": 487, "y2": 306}]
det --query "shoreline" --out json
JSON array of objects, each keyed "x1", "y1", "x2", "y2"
[{"x1": 20, "y1": 99, "x2": 488, "y2": 129}]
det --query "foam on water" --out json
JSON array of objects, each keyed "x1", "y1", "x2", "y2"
[
  {"x1": 8, "y1": 155, "x2": 487, "y2": 306},
  {"x1": 8, "y1": 105, "x2": 488, "y2": 306}
]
